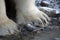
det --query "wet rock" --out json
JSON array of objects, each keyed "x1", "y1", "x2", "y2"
[
  {"x1": 50, "y1": 18, "x2": 60, "y2": 25},
  {"x1": 18, "y1": 23, "x2": 41, "y2": 32},
  {"x1": 39, "y1": 7, "x2": 60, "y2": 17},
  {"x1": 40, "y1": 1, "x2": 50, "y2": 6},
  {"x1": 54, "y1": 38, "x2": 60, "y2": 40}
]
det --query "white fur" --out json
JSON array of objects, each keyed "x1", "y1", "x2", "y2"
[
  {"x1": 0, "y1": 0, "x2": 50, "y2": 35},
  {"x1": 0, "y1": 0, "x2": 18, "y2": 36},
  {"x1": 15, "y1": 0, "x2": 50, "y2": 26}
]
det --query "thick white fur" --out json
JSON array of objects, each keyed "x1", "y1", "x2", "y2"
[
  {"x1": 0, "y1": 0, "x2": 50, "y2": 35},
  {"x1": 15, "y1": 0, "x2": 50, "y2": 26},
  {"x1": 0, "y1": 0, "x2": 18, "y2": 36}
]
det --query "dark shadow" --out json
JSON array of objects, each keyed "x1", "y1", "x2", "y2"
[{"x1": 5, "y1": 0, "x2": 16, "y2": 22}]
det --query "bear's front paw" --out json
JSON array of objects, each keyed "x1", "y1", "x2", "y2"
[
  {"x1": 37, "y1": 11, "x2": 51, "y2": 26},
  {"x1": 25, "y1": 11, "x2": 50, "y2": 26},
  {"x1": 0, "y1": 19, "x2": 18, "y2": 36}
]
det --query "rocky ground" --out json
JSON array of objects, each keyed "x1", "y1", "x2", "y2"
[{"x1": 0, "y1": 18, "x2": 60, "y2": 40}]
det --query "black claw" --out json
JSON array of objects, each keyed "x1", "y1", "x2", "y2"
[{"x1": 18, "y1": 22, "x2": 59, "y2": 33}]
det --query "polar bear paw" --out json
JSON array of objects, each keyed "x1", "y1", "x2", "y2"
[
  {"x1": 25, "y1": 11, "x2": 51, "y2": 27},
  {"x1": 0, "y1": 19, "x2": 18, "y2": 36}
]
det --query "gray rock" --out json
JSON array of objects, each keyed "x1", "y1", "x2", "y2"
[{"x1": 39, "y1": 7, "x2": 60, "y2": 17}]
